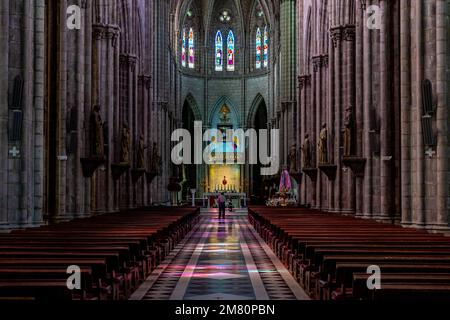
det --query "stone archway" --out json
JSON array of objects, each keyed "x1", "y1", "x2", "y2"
[
  {"x1": 180, "y1": 94, "x2": 201, "y2": 202},
  {"x1": 248, "y1": 94, "x2": 268, "y2": 205}
]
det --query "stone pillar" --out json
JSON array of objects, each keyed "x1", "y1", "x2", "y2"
[
  {"x1": 298, "y1": 75, "x2": 307, "y2": 204},
  {"x1": 411, "y1": 0, "x2": 425, "y2": 227},
  {"x1": 400, "y1": 0, "x2": 412, "y2": 225},
  {"x1": 379, "y1": 0, "x2": 394, "y2": 221},
  {"x1": 106, "y1": 26, "x2": 119, "y2": 212},
  {"x1": 362, "y1": 0, "x2": 373, "y2": 218},
  {"x1": 83, "y1": 0, "x2": 93, "y2": 215},
  {"x1": 33, "y1": 0, "x2": 45, "y2": 224},
  {"x1": 0, "y1": 0, "x2": 9, "y2": 227},
  {"x1": 435, "y1": 0, "x2": 450, "y2": 229},
  {"x1": 313, "y1": 55, "x2": 323, "y2": 209},
  {"x1": 354, "y1": 2, "x2": 364, "y2": 217},
  {"x1": 331, "y1": 26, "x2": 343, "y2": 211},
  {"x1": 280, "y1": 0, "x2": 297, "y2": 162},
  {"x1": 327, "y1": 36, "x2": 336, "y2": 212}
]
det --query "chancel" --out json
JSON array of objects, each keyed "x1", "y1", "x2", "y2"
[{"x1": 0, "y1": 0, "x2": 449, "y2": 304}]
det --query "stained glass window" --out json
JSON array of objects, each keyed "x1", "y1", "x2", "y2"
[
  {"x1": 256, "y1": 28, "x2": 262, "y2": 69},
  {"x1": 263, "y1": 26, "x2": 269, "y2": 68},
  {"x1": 181, "y1": 28, "x2": 186, "y2": 67},
  {"x1": 215, "y1": 30, "x2": 223, "y2": 71},
  {"x1": 188, "y1": 28, "x2": 194, "y2": 68},
  {"x1": 227, "y1": 30, "x2": 235, "y2": 71}
]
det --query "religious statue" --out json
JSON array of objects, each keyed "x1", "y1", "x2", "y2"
[
  {"x1": 318, "y1": 123, "x2": 328, "y2": 164},
  {"x1": 301, "y1": 134, "x2": 312, "y2": 168},
  {"x1": 120, "y1": 123, "x2": 131, "y2": 164},
  {"x1": 288, "y1": 143, "x2": 297, "y2": 173},
  {"x1": 151, "y1": 142, "x2": 162, "y2": 174},
  {"x1": 343, "y1": 106, "x2": 354, "y2": 157},
  {"x1": 222, "y1": 176, "x2": 228, "y2": 187},
  {"x1": 137, "y1": 134, "x2": 147, "y2": 169},
  {"x1": 90, "y1": 105, "x2": 104, "y2": 157}
]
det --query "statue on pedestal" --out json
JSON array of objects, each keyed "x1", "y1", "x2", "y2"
[
  {"x1": 137, "y1": 134, "x2": 147, "y2": 169},
  {"x1": 318, "y1": 123, "x2": 328, "y2": 164},
  {"x1": 288, "y1": 143, "x2": 297, "y2": 173},
  {"x1": 120, "y1": 123, "x2": 131, "y2": 164},
  {"x1": 301, "y1": 134, "x2": 312, "y2": 168},
  {"x1": 343, "y1": 106, "x2": 354, "y2": 157},
  {"x1": 151, "y1": 142, "x2": 162, "y2": 174},
  {"x1": 90, "y1": 105, "x2": 104, "y2": 158}
]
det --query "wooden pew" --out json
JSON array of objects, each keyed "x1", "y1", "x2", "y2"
[{"x1": 248, "y1": 206, "x2": 450, "y2": 301}]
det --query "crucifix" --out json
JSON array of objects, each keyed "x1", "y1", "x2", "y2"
[
  {"x1": 425, "y1": 148, "x2": 436, "y2": 158},
  {"x1": 9, "y1": 146, "x2": 20, "y2": 158}
]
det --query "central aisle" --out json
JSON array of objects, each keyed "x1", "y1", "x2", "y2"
[{"x1": 130, "y1": 209, "x2": 309, "y2": 300}]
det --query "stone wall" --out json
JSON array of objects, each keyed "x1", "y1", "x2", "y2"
[{"x1": 297, "y1": 0, "x2": 450, "y2": 231}]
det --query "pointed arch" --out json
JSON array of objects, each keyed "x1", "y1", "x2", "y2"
[
  {"x1": 209, "y1": 96, "x2": 240, "y2": 127},
  {"x1": 215, "y1": 30, "x2": 223, "y2": 71},
  {"x1": 181, "y1": 28, "x2": 187, "y2": 67},
  {"x1": 188, "y1": 27, "x2": 195, "y2": 68},
  {"x1": 247, "y1": 93, "x2": 268, "y2": 129},
  {"x1": 256, "y1": 27, "x2": 262, "y2": 69},
  {"x1": 183, "y1": 93, "x2": 202, "y2": 121},
  {"x1": 263, "y1": 25, "x2": 269, "y2": 67},
  {"x1": 227, "y1": 30, "x2": 235, "y2": 71}
]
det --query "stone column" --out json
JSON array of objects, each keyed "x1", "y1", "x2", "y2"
[
  {"x1": 412, "y1": 0, "x2": 425, "y2": 227},
  {"x1": 328, "y1": 36, "x2": 336, "y2": 212},
  {"x1": 435, "y1": 0, "x2": 450, "y2": 229},
  {"x1": 354, "y1": 1, "x2": 366, "y2": 216},
  {"x1": 379, "y1": 0, "x2": 394, "y2": 221},
  {"x1": 313, "y1": 55, "x2": 323, "y2": 209},
  {"x1": 400, "y1": 0, "x2": 412, "y2": 225},
  {"x1": 331, "y1": 26, "x2": 343, "y2": 211},
  {"x1": 33, "y1": 0, "x2": 45, "y2": 224},
  {"x1": 83, "y1": 0, "x2": 93, "y2": 215},
  {"x1": 344, "y1": 25, "x2": 356, "y2": 214},
  {"x1": 298, "y1": 75, "x2": 307, "y2": 204},
  {"x1": 362, "y1": 0, "x2": 373, "y2": 218},
  {"x1": 106, "y1": 26, "x2": 119, "y2": 212},
  {"x1": 0, "y1": 0, "x2": 9, "y2": 227},
  {"x1": 280, "y1": 0, "x2": 297, "y2": 160}
]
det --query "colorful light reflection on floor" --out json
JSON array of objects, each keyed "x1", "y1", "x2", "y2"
[{"x1": 131, "y1": 210, "x2": 309, "y2": 300}]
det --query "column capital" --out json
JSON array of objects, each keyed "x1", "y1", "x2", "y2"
[
  {"x1": 93, "y1": 23, "x2": 120, "y2": 47},
  {"x1": 312, "y1": 55, "x2": 323, "y2": 72},
  {"x1": 330, "y1": 26, "x2": 344, "y2": 47},
  {"x1": 120, "y1": 53, "x2": 138, "y2": 67},
  {"x1": 298, "y1": 74, "x2": 311, "y2": 90},
  {"x1": 343, "y1": 25, "x2": 356, "y2": 42},
  {"x1": 92, "y1": 23, "x2": 105, "y2": 40},
  {"x1": 138, "y1": 75, "x2": 152, "y2": 89}
]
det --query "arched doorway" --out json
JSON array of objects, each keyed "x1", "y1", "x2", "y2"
[
  {"x1": 250, "y1": 98, "x2": 268, "y2": 205},
  {"x1": 181, "y1": 99, "x2": 197, "y2": 202}
]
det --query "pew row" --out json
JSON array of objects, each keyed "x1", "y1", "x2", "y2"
[
  {"x1": 0, "y1": 207, "x2": 200, "y2": 300},
  {"x1": 248, "y1": 206, "x2": 450, "y2": 301}
]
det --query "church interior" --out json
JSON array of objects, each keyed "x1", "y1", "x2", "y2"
[{"x1": 0, "y1": 0, "x2": 449, "y2": 303}]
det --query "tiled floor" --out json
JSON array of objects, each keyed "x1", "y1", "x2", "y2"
[{"x1": 130, "y1": 209, "x2": 309, "y2": 301}]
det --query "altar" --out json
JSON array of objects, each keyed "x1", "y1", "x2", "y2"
[{"x1": 203, "y1": 192, "x2": 247, "y2": 208}]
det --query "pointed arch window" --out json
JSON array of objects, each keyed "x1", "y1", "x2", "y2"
[
  {"x1": 227, "y1": 30, "x2": 235, "y2": 71},
  {"x1": 215, "y1": 30, "x2": 223, "y2": 71},
  {"x1": 181, "y1": 28, "x2": 187, "y2": 67},
  {"x1": 188, "y1": 28, "x2": 195, "y2": 68},
  {"x1": 256, "y1": 28, "x2": 262, "y2": 69},
  {"x1": 263, "y1": 26, "x2": 269, "y2": 68}
]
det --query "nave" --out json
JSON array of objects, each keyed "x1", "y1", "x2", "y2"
[
  {"x1": 131, "y1": 210, "x2": 308, "y2": 300},
  {"x1": 2, "y1": 205, "x2": 450, "y2": 301}
]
